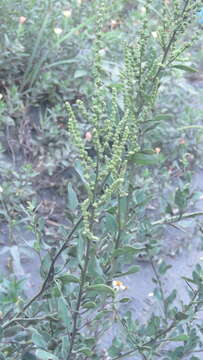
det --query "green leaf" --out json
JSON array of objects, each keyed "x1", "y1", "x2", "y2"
[
  {"x1": 182, "y1": 276, "x2": 197, "y2": 285},
  {"x1": 74, "y1": 159, "x2": 88, "y2": 185},
  {"x1": 105, "y1": 213, "x2": 118, "y2": 233},
  {"x1": 130, "y1": 152, "x2": 159, "y2": 165},
  {"x1": 67, "y1": 183, "x2": 78, "y2": 211},
  {"x1": 175, "y1": 187, "x2": 188, "y2": 214},
  {"x1": 178, "y1": 125, "x2": 203, "y2": 131},
  {"x1": 113, "y1": 246, "x2": 145, "y2": 257},
  {"x1": 82, "y1": 301, "x2": 97, "y2": 309},
  {"x1": 119, "y1": 196, "x2": 128, "y2": 224},
  {"x1": 10, "y1": 245, "x2": 24, "y2": 277},
  {"x1": 146, "y1": 315, "x2": 160, "y2": 336},
  {"x1": 22, "y1": 353, "x2": 36, "y2": 360},
  {"x1": 74, "y1": 70, "x2": 87, "y2": 79},
  {"x1": 169, "y1": 334, "x2": 189, "y2": 342},
  {"x1": 84, "y1": 337, "x2": 96, "y2": 347},
  {"x1": 115, "y1": 265, "x2": 140, "y2": 277},
  {"x1": 119, "y1": 297, "x2": 130, "y2": 303},
  {"x1": 40, "y1": 253, "x2": 51, "y2": 278},
  {"x1": 77, "y1": 233, "x2": 85, "y2": 264},
  {"x1": 134, "y1": 189, "x2": 152, "y2": 207},
  {"x1": 153, "y1": 114, "x2": 172, "y2": 121},
  {"x1": 143, "y1": 122, "x2": 161, "y2": 133},
  {"x1": 172, "y1": 64, "x2": 197, "y2": 72},
  {"x1": 158, "y1": 261, "x2": 172, "y2": 275},
  {"x1": 175, "y1": 312, "x2": 188, "y2": 321},
  {"x1": 166, "y1": 289, "x2": 177, "y2": 306},
  {"x1": 86, "y1": 284, "x2": 115, "y2": 296},
  {"x1": 87, "y1": 254, "x2": 104, "y2": 279},
  {"x1": 78, "y1": 347, "x2": 93, "y2": 356},
  {"x1": 139, "y1": 149, "x2": 155, "y2": 154},
  {"x1": 58, "y1": 298, "x2": 71, "y2": 328},
  {"x1": 68, "y1": 245, "x2": 77, "y2": 257},
  {"x1": 57, "y1": 274, "x2": 80, "y2": 283},
  {"x1": 61, "y1": 336, "x2": 70, "y2": 358},
  {"x1": 31, "y1": 328, "x2": 47, "y2": 349},
  {"x1": 95, "y1": 310, "x2": 111, "y2": 320},
  {"x1": 35, "y1": 350, "x2": 58, "y2": 360}
]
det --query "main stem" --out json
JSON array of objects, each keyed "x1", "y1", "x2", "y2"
[{"x1": 67, "y1": 147, "x2": 100, "y2": 359}]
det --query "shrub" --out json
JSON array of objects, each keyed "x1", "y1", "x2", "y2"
[{"x1": 0, "y1": 1, "x2": 203, "y2": 359}]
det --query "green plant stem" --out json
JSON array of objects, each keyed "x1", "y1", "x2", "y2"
[
  {"x1": 136, "y1": 0, "x2": 191, "y2": 117},
  {"x1": 150, "y1": 259, "x2": 168, "y2": 321},
  {"x1": 67, "y1": 149, "x2": 100, "y2": 359},
  {"x1": 67, "y1": 236, "x2": 92, "y2": 359},
  {"x1": 113, "y1": 290, "x2": 199, "y2": 360},
  {"x1": 154, "y1": 0, "x2": 191, "y2": 81},
  {"x1": 115, "y1": 194, "x2": 122, "y2": 250},
  {"x1": 6, "y1": 314, "x2": 58, "y2": 323},
  {"x1": 1, "y1": 215, "x2": 83, "y2": 330},
  {"x1": 130, "y1": 211, "x2": 203, "y2": 233}
]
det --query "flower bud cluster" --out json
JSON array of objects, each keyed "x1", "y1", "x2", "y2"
[
  {"x1": 95, "y1": 177, "x2": 124, "y2": 208},
  {"x1": 76, "y1": 99, "x2": 89, "y2": 123},
  {"x1": 102, "y1": 87, "x2": 117, "y2": 151},
  {"x1": 66, "y1": 101, "x2": 94, "y2": 194}
]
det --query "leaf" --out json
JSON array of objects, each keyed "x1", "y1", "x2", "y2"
[
  {"x1": 172, "y1": 64, "x2": 197, "y2": 72},
  {"x1": 68, "y1": 245, "x2": 77, "y2": 257},
  {"x1": 45, "y1": 59, "x2": 78, "y2": 70},
  {"x1": 175, "y1": 187, "x2": 188, "y2": 214},
  {"x1": 143, "y1": 122, "x2": 161, "y2": 133},
  {"x1": 134, "y1": 189, "x2": 152, "y2": 207},
  {"x1": 139, "y1": 149, "x2": 155, "y2": 154},
  {"x1": 78, "y1": 347, "x2": 93, "y2": 356},
  {"x1": 95, "y1": 310, "x2": 111, "y2": 320},
  {"x1": 58, "y1": 298, "x2": 71, "y2": 328},
  {"x1": 175, "y1": 312, "x2": 188, "y2": 321},
  {"x1": 82, "y1": 301, "x2": 97, "y2": 309},
  {"x1": 158, "y1": 261, "x2": 172, "y2": 275},
  {"x1": 67, "y1": 183, "x2": 78, "y2": 211},
  {"x1": 146, "y1": 315, "x2": 160, "y2": 337},
  {"x1": 130, "y1": 152, "x2": 159, "y2": 165},
  {"x1": 31, "y1": 328, "x2": 47, "y2": 349},
  {"x1": 86, "y1": 284, "x2": 115, "y2": 296},
  {"x1": 119, "y1": 196, "x2": 128, "y2": 224},
  {"x1": 61, "y1": 336, "x2": 70, "y2": 358},
  {"x1": 119, "y1": 297, "x2": 130, "y2": 303},
  {"x1": 77, "y1": 233, "x2": 85, "y2": 264},
  {"x1": 38, "y1": 217, "x2": 45, "y2": 232},
  {"x1": 22, "y1": 353, "x2": 36, "y2": 360},
  {"x1": 115, "y1": 265, "x2": 140, "y2": 277},
  {"x1": 105, "y1": 213, "x2": 118, "y2": 233},
  {"x1": 113, "y1": 246, "x2": 145, "y2": 257},
  {"x1": 169, "y1": 334, "x2": 189, "y2": 342},
  {"x1": 87, "y1": 254, "x2": 104, "y2": 279},
  {"x1": 40, "y1": 253, "x2": 51, "y2": 278},
  {"x1": 57, "y1": 274, "x2": 80, "y2": 284},
  {"x1": 74, "y1": 159, "x2": 88, "y2": 185},
  {"x1": 74, "y1": 70, "x2": 87, "y2": 79},
  {"x1": 10, "y1": 246, "x2": 25, "y2": 277},
  {"x1": 153, "y1": 114, "x2": 172, "y2": 121},
  {"x1": 35, "y1": 350, "x2": 58, "y2": 360},
  {"x1": 166, "y1": 289, "x2": 177, "y2": 306},
  {"x1": 182, "y1": 276, "x2": 197, "y2": 285}
]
